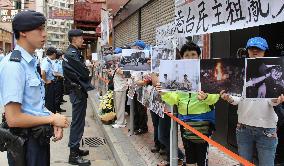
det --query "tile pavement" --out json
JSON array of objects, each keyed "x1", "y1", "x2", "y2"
[{"x1": 89, "y1": 90, "x2": 240, "y2": 166}]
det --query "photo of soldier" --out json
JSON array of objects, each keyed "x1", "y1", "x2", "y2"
[
  {"x1": 180, "y1": 74, "x2": 192, "y2": 90},
  {"x1": 246, "y1": 57, "x2": 284, "y2": 98},
  {"x1": 120, "y1": 49, "x2": 151, "y2": 71},
  {"x1": 200, "y1": 58, "x2": 245, "y2": 96},
  {"x1": 176, "y1": 59, "x2": 200, "y2": 92}
]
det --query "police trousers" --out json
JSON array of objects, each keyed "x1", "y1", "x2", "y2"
[
  {"x1": 54, "y1": 78, "x2": 64, "y2": 110},
  {"x1": 8, "y1": 135, "x2": 50, "y2": 166},
  {"x1": 45, "y1": 82, "x2": 56, "y2": 113},
  {"x1": 68, "y1": 90, "x2": 87, "y2": 149}
]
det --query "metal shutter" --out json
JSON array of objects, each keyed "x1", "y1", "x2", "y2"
[
  {"x1": 141, "y1": 0, "x2": 175, "y2": 45},
  {"x1": 114, "y1": 12, "x2": 139, "y2": 47}
]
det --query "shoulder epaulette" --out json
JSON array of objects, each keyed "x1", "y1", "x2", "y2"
[{"x1": 9, "y1": 50, "x2": 22, "y2": 62}]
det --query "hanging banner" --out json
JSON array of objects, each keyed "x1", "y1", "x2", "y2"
[
  {"x1": 0, "y1": 9, "x2": 21, "y2": 22},
  {"x1": 49, "y1": 9, "x2": 73, "y2": 20},
  {"x1": 155, "y1": 22, "x2": 176, "y2": 48},
  {"x1": 175, "y1": 0, "x2": 284, "y2": 36},
  {"x1": 101, "y1": 9, "x2": 109, "y2": 46}
]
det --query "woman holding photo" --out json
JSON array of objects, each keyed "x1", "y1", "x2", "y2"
[
  {"x1": 156, "y1": 42, "x2": 220, "y2": 166},
  {"x1": 220, "y1": 37, "x2": 284, "y2": 166}
]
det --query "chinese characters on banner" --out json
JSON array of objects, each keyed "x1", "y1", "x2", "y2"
[
  {"x1": 156, "y1": 22, "x2": 177, "y2": 49},
  {"x1": 175, "y1": 0, "x2": 284, "y2": 36}
]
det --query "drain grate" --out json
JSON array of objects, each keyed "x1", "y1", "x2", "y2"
[{"x1": 82, "y1": 137, "x2": 106, "y2": 147}]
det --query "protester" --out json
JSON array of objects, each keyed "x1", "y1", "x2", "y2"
[{"x1": 220, "y1": 37, "x2": 284, "y2": 166}]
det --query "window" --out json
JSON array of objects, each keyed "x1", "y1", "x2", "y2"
[{"x1": 60, "y1": 2, "x2": 65, "y2": 8}]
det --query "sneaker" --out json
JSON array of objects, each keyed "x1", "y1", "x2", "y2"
[{"x1": 112, "y1": 124, "x2": 126, "y2": 128}]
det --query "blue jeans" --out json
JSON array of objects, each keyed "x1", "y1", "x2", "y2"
[{"x1": 236, "y1": 124, "x2": 278, "y2": 166}]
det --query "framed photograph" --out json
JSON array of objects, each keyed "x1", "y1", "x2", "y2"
[
  {"x1": 245, "y1": 57, "x2": 284, "y2": 99},
  {"x1": 150, "y1": 89, "x2": 165, "y2": 118},
  {"x1": 159, "y1": 59, "x2": 200, "y2": 92},
  {"x1": 151, "y1": 48, "x2": 176, "y2": 73},
  {"x1": 200, "y1": 58, "x2": 245, "y2": 96},
  {"x1": 120, "y1": 49, "x2": 151, "y2": 71}
]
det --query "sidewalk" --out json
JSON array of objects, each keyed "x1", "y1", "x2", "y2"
[
  {"x1": 0, "y1": 95, "x2": 117, "y2": 166},
  {"x1": 89, "y1": 90, "x2": 239, "y2": 166}
]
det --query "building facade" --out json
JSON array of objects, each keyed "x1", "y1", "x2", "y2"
[{"x1": 46, "y1": 0, "x2": 74, "y2": 50}]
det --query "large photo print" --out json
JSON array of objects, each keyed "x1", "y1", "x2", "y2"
[
  {"x1": 120, "y1": 49, "x2": 151, "y2": 71},
  {"x1": 246, "y1": 57, "x2": 284, "y2": 98},
  {"x1": 200, "y1": 59, "x2": 245, "y2": 96},
  {"x1": 159, "y1": 60, "x2": 200, "y2": 92}
]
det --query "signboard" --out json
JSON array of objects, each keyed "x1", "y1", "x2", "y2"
[
  {"x1": 0, "y1": 9, "x2": 20, "y2": 22},
  {"x1": 49, "y1": 9, "x2": 73, "y2": 20},
  {"x1": 175, "y1": 0, "x2": 284, "y2": 36},
  {"x1": 101, "y1": 9, "x2": 109, "y2": 46},
  {"x1": 74, "y1": 2, "x2": 102, "y2": 22}
]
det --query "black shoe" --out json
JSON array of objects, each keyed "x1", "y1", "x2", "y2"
[
  {"x1": 78, "y1": 149, "x2": 89, "y2": 156},
  {"x1": 151, "y1": 146, "x2": 160, "y2": 153},
  {"x1": 134, "y1": 129, "x2": 148, "y2": 135},
  {"x1": 69, "y1": 150, "x2": 91, "y2": 165},
  {"x1": 159, "y1": 148, "x2": 166, "y2": 155}
]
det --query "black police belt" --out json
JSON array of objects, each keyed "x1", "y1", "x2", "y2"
[
  {"x1": 1, "y1": 115, "x2": 54, "y2": 151},
  {"x1": 55, "y1": 76, "x2": 64, "y2": 81}
]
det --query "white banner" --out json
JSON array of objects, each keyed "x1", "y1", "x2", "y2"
[
  {"x1": 101, "y1": 10, "x2": 109, "y2": 46},
  {"x1": 155, "y1": 22, "x2": 176, "y2": 48},
  {"x1": 175, "y1": 0, "x2": 284, "y2": 36}
]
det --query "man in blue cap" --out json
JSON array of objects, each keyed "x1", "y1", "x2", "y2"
[
  {"x1": 114, "y1": 47, "x2": 122, "y2": 54},
  {"x1": 221, "y1": 37, "x2": 284, "y2": 166},
  {"x1": 131, "y1": 40, "x2": 149, "y2": 135},
  {"x1": 132, "y1": 40, "x2": 146, "y2": 50},
  {"x1": 63, "y1": 29, "x2": 93, "y2": 165},
  {"x1": 0, "y1": 10, "x2": 69, "y2": 166}
]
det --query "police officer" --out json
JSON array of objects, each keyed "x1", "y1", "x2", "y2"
[
  {"x1": 0, "y1": 10, "x2": 69, "y2": 166},
  {"x1": 41, "y1": 47, "x2": 57, "y2": 113},
  {"x1": 53, "y1": 50, "x2": 66, "y2": 112},
  {"x1": 64, "y1": 29, "x2": 92, "y2": 165}
]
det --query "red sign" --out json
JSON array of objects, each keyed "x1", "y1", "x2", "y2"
[
  {"x1": 49, "y1": 9, "x2": 73, "y2": 20},
  {"x1": 74, "y1": 2, "x2": 102, "y2": 22}
]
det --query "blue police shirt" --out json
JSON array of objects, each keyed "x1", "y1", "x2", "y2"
[
  {"x1": 41, "y1": 56, "x2": 55, "y2": 81},
  {"x1": 53, "y1": 59, "x2": 63, "y2": 76},
  {"x1": 0, "y1": 45, "x2": 49, "y2": 116}
]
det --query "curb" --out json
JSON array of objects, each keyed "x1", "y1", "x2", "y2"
[{"x1": 88, "y1": 90, "x2": 147, "y2": 166}]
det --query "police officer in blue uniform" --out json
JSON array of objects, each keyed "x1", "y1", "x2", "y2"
[
  {"x1": 53, "y1": 50, "x2": 66, "y2": 112},
  {"x1": 0, "y1": 10, "x2": 69, "y2": 166},
  {"x1": 41, "y1": 47, "x2": 57, "y2": 113},
  {"x1": 63, "y1": 29, "x2": 93, "y2": 165}
]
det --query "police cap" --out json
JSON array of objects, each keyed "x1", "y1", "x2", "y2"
[
  {"x1": 68, "y1": 29, "x2": 83, "y2": 38},
  {"x1": 46, "y1": 47, "x2": 57, "y2": 56},
  {"x1": 12, "y1": 10, "x2": 46, "y2": 32}
]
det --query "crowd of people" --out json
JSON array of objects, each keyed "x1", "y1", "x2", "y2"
[
  {"x1": 104, "y1": 37, "x2": 284, "y2": 166},
  {"x1": 0, "y1": 9, "x2": 284, "y2": 166}
]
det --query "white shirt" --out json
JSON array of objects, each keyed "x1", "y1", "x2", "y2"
[
  {"x1": 113, "y1": 71, "x2": 127, "y2": 92},
  {"x1": 231, "y1": 93, "x2": 278, "y2": 128}
]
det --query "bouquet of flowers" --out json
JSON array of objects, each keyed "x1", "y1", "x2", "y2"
[{"x1": 99, "y1": 90, "x2": 116, "y2": 124}]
